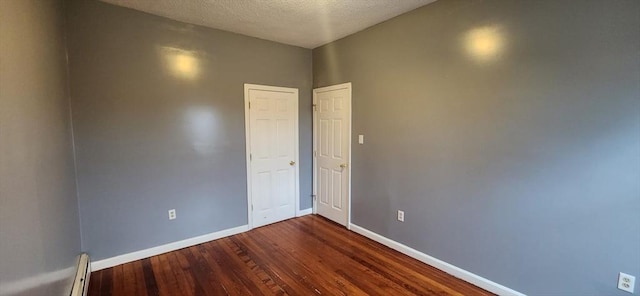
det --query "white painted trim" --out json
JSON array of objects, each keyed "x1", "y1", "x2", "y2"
[
  {"x1": 244, "y1": 84, "x2": 253, "y2": 228},
  {"x1": 296, "y1": 208, "x2": 313, "y2": 217},
  {"x1": 312, "y1": 82, "x2": 352, "y2": 226},
  {"x1": 91, "y1": 225, "x2": 249, "y2": 271},
  {"x1": 70, "y1": 253, "x2": 90, "y2": 296},
  {"x1": 346, "y1": 83, "x2": 352, "y2": 229},
  {"x1": 311, "y1": 89, "x2": 318, "y2": 214},
  {"x1": 312, "y1": 92, "x2": 318, "y2": 215},
  {"x1": 349, "y1": 224, "x2": 526, "y2": 296},
  {"x1": 244, "y1": 83, "x2": 300, "y2": 230}
]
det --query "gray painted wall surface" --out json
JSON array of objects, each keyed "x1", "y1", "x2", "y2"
[
  {"x1": 313, "y1": 0, "x2": 640, "y2": 295},
  {"x1": 66, "y1": 0, "x2": 313, "y2": 261},
  {"x1": 0, "y1": 0, "x2": 82, "y2": 295}
]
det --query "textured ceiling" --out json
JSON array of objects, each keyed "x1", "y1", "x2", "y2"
[{"x1": 100, "y1": 0, "x2": 437, "y2": 48}]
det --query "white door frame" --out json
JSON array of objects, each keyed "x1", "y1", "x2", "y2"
[
  {"x1": 244, "y1": 83, "x2": 300, "y2": 229},
  {"x1": 312, "y1": 82, "x2": 352, "y2": 228}
]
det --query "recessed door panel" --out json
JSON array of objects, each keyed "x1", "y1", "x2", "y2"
[
  {"x1": 276, "y1": 119, "x2": 291, "y2": 157},
  {"x1": 320, "y1": 119, "x2": 330, "y2": 157},
  {"x1": 333, "y1": 120, "x2": 342, "y2": 159},
  {"x1": 332, "y1": 169, "x2": 342, "y2": 209}
]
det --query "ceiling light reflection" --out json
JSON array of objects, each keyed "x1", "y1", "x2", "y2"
[
  {"x1": 464, "y1": 25, "x2": 505, "y2": 62},
  {"x1": 158, "y1": 46, "x2": 200, "y2": 80}
]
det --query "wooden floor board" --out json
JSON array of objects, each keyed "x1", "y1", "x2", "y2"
[{"x1": 89, "y1": 215, "x2": 494, "y2": 296}]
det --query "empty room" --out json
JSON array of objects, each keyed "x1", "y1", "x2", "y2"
[{"x1": 1, "y1": 0, "x2": 639, "y2": 295}]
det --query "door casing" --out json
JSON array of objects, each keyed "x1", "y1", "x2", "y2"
[
  {"x1": 312, "y1": 82, "x2": 352, "y2": 228},
  {"x1": 244, "y1": 83, "x2": 300, "y2": 229}
]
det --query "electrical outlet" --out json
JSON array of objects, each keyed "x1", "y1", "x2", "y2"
[
  {"x1": 168, "y1": 209, "x2": 176, "y2": 220},
  {"x1": 397, "y1": 210, "x2": 404, "y2": 222},
  {"x1": 618, "y1": 272, "x2": 635, "y2": 293}
]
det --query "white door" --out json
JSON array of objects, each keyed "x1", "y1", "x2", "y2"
[
  {"x1": 245, "y1": 84, "x2": 299, "y2": 228},
  {"x1": 313, "y1": 83, "x2": 351, "y2": 226}
]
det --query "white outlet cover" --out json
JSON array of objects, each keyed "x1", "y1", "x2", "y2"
[
  {"x1": 168, "y1": 209, "x2": 176, "y2": 220},
  {"x1": 397, "y1": 210, "x2": 404, "y2": 222},
  {"x1": 618, "y1": 272, "x2": 635, "y2": 293}
]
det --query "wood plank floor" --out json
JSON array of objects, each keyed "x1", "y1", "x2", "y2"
[{"x1": 89, "y1": 215, "x2": 493, "y2": 296}]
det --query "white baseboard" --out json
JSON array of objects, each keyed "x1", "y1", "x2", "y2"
[
  {"x1": 70, "y1": 253, "x2": 90, "y2": 296},
  {"x1": 91, "y1": 224, "x2": 249, "y2": 271},
  {"x1": 296, "y1": 208, "x2": 312, "y2": 217},
  {"x1": 349, "y1": 224, "x2": 526, "y2": 296}
]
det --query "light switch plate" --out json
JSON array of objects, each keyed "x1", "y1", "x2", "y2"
[
  {"x1": 358, "y1": 135, "x2": 364, "y2": 144},
  {"x1": 397, "y1": 210, "x2": 404, "y2": 222}
]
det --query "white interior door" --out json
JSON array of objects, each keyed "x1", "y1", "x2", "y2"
[
  {"x1": 245, "y1": 84, "x2": 299, "y2": 229},
  {"x1": 313, "y1": 83, "x2": 351, "y2": 226}
]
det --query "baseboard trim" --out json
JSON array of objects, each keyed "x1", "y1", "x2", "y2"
[
  {"x1": 70, "y1": 253, "x2": 90, "y2": 296},
  {"x1": 296, "y1": 208, "x2": 312, "y2": 217},
  {"x1": 349, "y1": 224, "x2": 526, "y2": 296},
  {"x1": 91, "y1": 224, "x2": 249, "y2": 271}
]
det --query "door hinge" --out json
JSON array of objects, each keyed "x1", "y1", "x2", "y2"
[
  {"x1": 313, "y1": 150, "x2": 317, "y2": 157},
  {"x1": 312, "y1": 195, "x2": 317, "y2": 201},
  {"x1": 251, "y1": 204, "x2": 253, "y2": 211},
  {"x1": 313, "y1": 104, "x2": 317, "y2": 111},
  {"x1": 250, "y1": 153, "x2": 252, "y2": 161}
]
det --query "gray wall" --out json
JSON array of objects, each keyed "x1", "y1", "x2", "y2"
[
  {"x1": 313, "y1": 0, "x2": 640, "y2": 295},
  {"x1": 0, "y1": 0, "x2": 82, "y2": 295},
  {"x1": 66, "y1": 0, "x2": 313, "y2": 261}
]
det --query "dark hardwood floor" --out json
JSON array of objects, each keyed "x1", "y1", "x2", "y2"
[{"x1": 89, "y1": 215, "x2": 493, "y2": 295}]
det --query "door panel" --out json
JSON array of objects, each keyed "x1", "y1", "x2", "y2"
[
  {"x1": 314, "y1": 83, "x2": 351, "y2": 226},
  {"x1": 246, "y1": 85, "x2": 298, "y2": 228}
]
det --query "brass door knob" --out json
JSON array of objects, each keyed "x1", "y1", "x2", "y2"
[
  {"x1": 340, "y1": 163, "x2": 348, "y2": 168},
  {"x1": 290, "y1": 161, "x2": 296, "y2": 166}
]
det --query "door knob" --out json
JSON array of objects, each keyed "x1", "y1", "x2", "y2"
[
  {"x1": 290, "y1": 161, "x2": 296, "y2": 166},
  {"x1": 340, "y1": 163, "x2": 348, "y2": 168}
]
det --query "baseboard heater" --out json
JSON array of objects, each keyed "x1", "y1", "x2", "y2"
[{"x1": 70, "y1": 253, "x2": 91, "y2": 296}]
